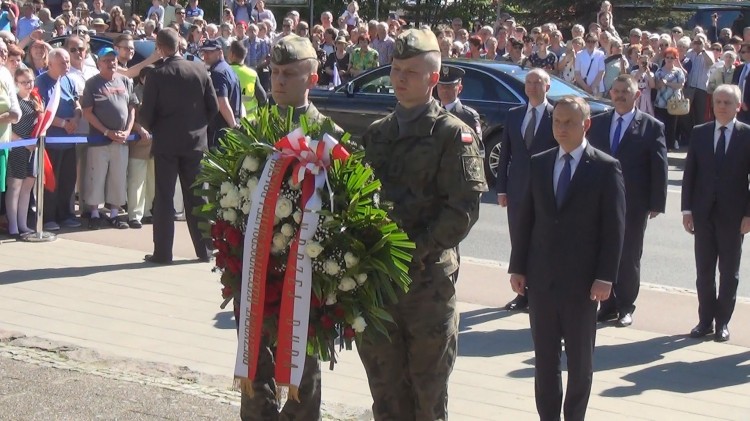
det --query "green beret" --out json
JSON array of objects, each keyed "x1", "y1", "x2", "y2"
[
  {"x1": 393, "y1": 28, "x2": 440, "y2": 60},
  {"x1": 271, "y1": 34, "x2": 318, "y2": 65}
]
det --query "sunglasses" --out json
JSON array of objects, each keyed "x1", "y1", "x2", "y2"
[{"x1": 75, "y1": 29, "x2": 87, "y2": 35}]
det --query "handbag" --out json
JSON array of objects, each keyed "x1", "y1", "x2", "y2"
[{"x1": 667, "y1": 88, "x2": 690, "y2": 116}]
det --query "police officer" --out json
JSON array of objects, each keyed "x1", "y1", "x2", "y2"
[
  {"x1": 234, "y1": 33, "x2": 340, "y2": 421},
  {"x1": 201, "y1": 39, "x2": 242, "y2": 148},
  {"x1": 436, "y1": 64, "x2": 482, "y2": 139},
  {"x1": 357, "y1": 29, "x2": 487, "y2": 420}
]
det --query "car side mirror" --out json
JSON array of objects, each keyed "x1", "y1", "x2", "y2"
[{"x1": 345, "y1": 81, "x2": 354, "y2": 97}]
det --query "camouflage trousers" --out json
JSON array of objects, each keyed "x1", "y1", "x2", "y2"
[
  {"x1": 357, "y1": 268, "x2": 459, "y2": 421},
  {"x1": 234, "y1": 301, "x2": 322, "y2": 421}
]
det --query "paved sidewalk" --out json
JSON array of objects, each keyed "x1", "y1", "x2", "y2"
[{"x1": 1, "y1": 236, "x2": 749, "y2": 420}]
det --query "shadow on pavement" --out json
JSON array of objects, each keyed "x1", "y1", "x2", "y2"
[
  {"x1": 458, "y1": 307, "x2": 533, "y2": 357},
  {"x1": 213, "y1": 311, "x2": 236, "y2": 330},
  {"x1": 0, "y1": 261, "x2": 196, "y2": 285},
  {"x1": 600, "y1": 350, "x2": 750, "y2": 397}
]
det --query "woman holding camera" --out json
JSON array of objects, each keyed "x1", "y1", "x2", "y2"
[{"x1": 632, "y1": 53, "x2": 656, "y2": 116}]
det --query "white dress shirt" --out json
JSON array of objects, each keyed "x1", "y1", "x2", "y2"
[
  {"x1": 553, "y1": 138, "x2": 588, "y2": 194},
  {"x1": 714, "y1": 119, "x2": 735, "y2": 153},
  {"x1": 444, "y1": 99, "x2": 460, "y2": 112},
  {"x1": 521, "y1": 100, "x2": 549, "y2": 137},
  {"x1": 609, "y1": 108, "x2": 636, "y2": 149}
]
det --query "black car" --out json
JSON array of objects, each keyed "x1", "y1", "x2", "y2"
[{"x1": 309, "y1": 60, "x2": 611, "y2": 186}]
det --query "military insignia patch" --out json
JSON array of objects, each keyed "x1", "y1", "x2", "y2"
[
  {"x1": 462, "y1": 156, "x2": 484, "y2": 182},
  {"x1": 442, "y1": 66, "x2": 449, "y2": 77},
  {"x1": 461, "y1": 131, "x2": 473, "y2": 143},
  {"x1": 272, "y1": 47, "x2": 284, "y2": 63},
  {"x1": 395, "y1": 39, "x2": 404, "y2": 55}
]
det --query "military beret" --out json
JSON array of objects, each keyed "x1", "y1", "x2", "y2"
[
  {"x1": 271, "y1": 34, "x2": 318, "y2": 65},
  {"x1": 438, "y1": 65, "x2": 465, "y2": 84},
  {"x1": 393, "y1": 28, "x2": 440, "y2": 60}
]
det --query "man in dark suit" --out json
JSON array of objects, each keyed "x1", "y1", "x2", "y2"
[
  {"x1": 140, "y1": 28, "x2": 219, "y2": 264},
  {"x1": 681, "y1": 84, "x2": 750, "y2": 343},
  {"x1": 497, "y1": 68, "x2": 557, "y2": 311},
  {"x1": 588, "y1": 74, "x2": 668, "y2": 327},
  {"x1": 509, "y1": 96, "x2": 626, "y2": 421},
  {"x1": 731, "y1": 43, "x2": 750, "y2": 123},
  {"x1": 435, "y1": 64, "x2": 482, "y2": 137}
]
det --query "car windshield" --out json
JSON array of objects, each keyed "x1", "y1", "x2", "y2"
[{"x1": 505, "y1": 67, "x2": 593, "y2": 100}]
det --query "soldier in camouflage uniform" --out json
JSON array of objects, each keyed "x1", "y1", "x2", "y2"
[
  {"x1": 233, "y1": 33, "x2": 340, "y2": 421},
  {"x1": 357, "y1": 28, "x2": 488, "y2": 420}
]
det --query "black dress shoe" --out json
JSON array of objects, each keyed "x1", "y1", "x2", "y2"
[
  {"x1": 689, "y1": 323, "x2": 714, "y2": 338},
  {"x1": 504, "y1": 295, "x2": 528, "y2": 311},
  {"x1": 715, "y1": 325, "x2": 730, "y2": 342},
  {"x1": 597, "y1": 309, "x2": 618, "y2": 323},
  {"x1": 144, "y1": 254, "x2": 173, "y2": 265},
  {"x1": 616, "y1": 313, "x2": 633, "y2": 327}
]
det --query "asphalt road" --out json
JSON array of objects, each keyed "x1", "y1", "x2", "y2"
[{"x1": 462, "y1": 153, "x2": 750, "y2": 299}]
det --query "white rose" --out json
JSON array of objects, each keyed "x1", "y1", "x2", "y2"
[
  {"x1": 242, "y1": 155, "x2": 260, "y2": 172},
  {"x1": 272, "y1": 232, "x2": 288, "y2": 250},
  {"x1": 352, "y1": 316, "x2": 367, "y2": 333},
  {"x1": 324, "y1": 260, "x2": 340, "y2": 275},
  {"x1": 271, "y1": 243, "x2": 284, "y2": 255},
  {"x1": 356, "y1": 273, "x2": 368, "y2": 285},
  {"x1": 293, "y1": 210, "x2": 303, "y2": 224},
  {"x1": 306, "y1": 241, "x2": 324, "y2": 258},
  {"x1": 241, "y1": 201, "x2": 251, "y2": 214},
  {"x1": 325, "y1": 292, "x2": 337, "y2": 305},
  {"x1": 220, "y1": 181, "x2": 233, "y2": 195},
  {"x1": 239, "y1": 187, "x2": 251, "y2": 201},
  {"x1": 219, "y1": 192, "x2": 240, "y2": 209},
  {"x1": 223, "y1": 208, "x2": 238, "y2": 223},
  {"x1": 288, "y1": 177, "x2": 301, "y2": 190},
  {"x1": 281, "y1": 223, "x2": 295, "y2": 237},
  {"x1": 344, "y1": 252, "x2": 359, "y2": 269},
  {"x1": 246, "y1": 177, "x2": 259, "y2": 194},
  {"x1": 275, "y1": 197, "x2": 294, "y2": 218},
  {"x1": 337, "y1": 276, "x2": 357, "y2": 292}
]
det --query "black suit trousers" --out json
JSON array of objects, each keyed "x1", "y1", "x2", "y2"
[
  {"x1": 152, "y1": 150, "x2": 209, "y2": 260},
  {"x1": 602, "y1": 210, "x2": 649, "y2": 315},
  {"x1": 693, "y1": 207, "x2": 743, "y2": 327},
  {"x1": 43, "y1": 147, "x2": 77, "y2": 224},
  {"x1": 528, "y1": 289, "x2": 598, "y2": 421}
]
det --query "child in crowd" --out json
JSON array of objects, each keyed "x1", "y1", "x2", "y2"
[
  {"x1": 340, "y1": 1, "x2": 359, "y2": 32},
  {"x1": 146, "y1": 0, "x2": 165, "y2": 27}
]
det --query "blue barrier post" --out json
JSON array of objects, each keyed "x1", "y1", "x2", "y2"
[{"x1": 22, "y1": 135, "x2": 56, "y2": 242}]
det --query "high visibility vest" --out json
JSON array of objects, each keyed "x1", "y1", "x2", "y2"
[{"x1": 230, "y1": 64, "x2": 259, "y2": 114}]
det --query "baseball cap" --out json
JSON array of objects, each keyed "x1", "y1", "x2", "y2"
[{"x1": 97, "y1": 46, "x2": 116, "y2": 57}]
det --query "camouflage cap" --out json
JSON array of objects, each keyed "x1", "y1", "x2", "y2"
[
  {"x1": 393, "y1": 28, "x2": 440, "y2": 60},
  {"x1": 271, "y1": 34, "x2": 318, "y2": 65}
]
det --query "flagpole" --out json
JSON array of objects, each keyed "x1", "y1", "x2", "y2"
[{"x1": 22, "y1": 134, "x2": 56, "y2": 242}]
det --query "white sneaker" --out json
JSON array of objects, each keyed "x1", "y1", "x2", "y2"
[{"x1": 43, "y1": 222, "x2": 60, "y2": 231}]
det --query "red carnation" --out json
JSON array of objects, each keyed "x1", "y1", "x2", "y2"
[
  {"x1": 264, "y1": 303, "x2": 280, "y2": 317},
  {"x1": 320, "y1": 315, "x2": 335, "y2": 330},
  {"x1": 343, "y1": 326, "x2": 356, "y2": 339},
  {"x1": 211, "y1": 223, "x2": 223, "y2": 239},
  {"x1": 214, "y1": 239, "x2": 229, "y2": 255},
  {"x1": 226, "y1": 226, "x2": 243, "y2": 247},
  {"x1": 215, "y1": 253, "x2": 226, "y2": 269},
  {"x1": 265, "y1": 281, "x2": 283, "y2": 304},
  {"x1": 221, "y1": 286, "x2": 233, "y2": 298},
  {"x1": 333, "y1": 305, "x2": 346, "y2": 320},
  {"x1": 226, "y1": 256, "x2": 242, "y2": 275}
]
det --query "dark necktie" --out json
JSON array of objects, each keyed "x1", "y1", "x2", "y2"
[
  {"x1": 716, "y1": 126, "x2": 727, "y2": 170},
  {"x1": 556, "y1": 154, "x2": 573, "y2": 208},
  {"x1": 612, "y1": 116, "x2": 624, "y2": 154},
  {"x1": 524, "y1": 108, "x2": 537, "y2": 149}
]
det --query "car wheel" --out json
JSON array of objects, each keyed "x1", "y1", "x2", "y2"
[{"x1": 483, "y1": 132, "x2": 502, "y2": 188}]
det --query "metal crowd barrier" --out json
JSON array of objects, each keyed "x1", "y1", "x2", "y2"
[{"x1": 0, "y1": 134, "x2": 139, "y2": 242}]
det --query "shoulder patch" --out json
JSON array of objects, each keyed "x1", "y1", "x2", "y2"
[
  {"x1": 461, "y1": 131, "x2": 473, "y2": 143},
  {"x1": 462, "y1": 155, "x2": 484, "y2": 182}
]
